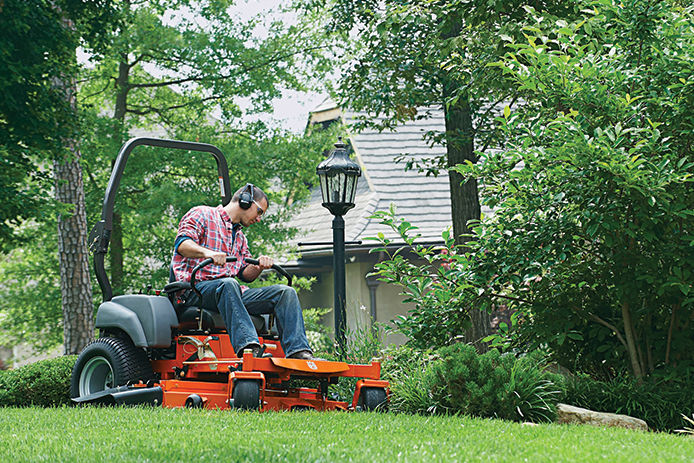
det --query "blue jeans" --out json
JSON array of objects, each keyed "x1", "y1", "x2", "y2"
[{"x1": 186, "y1": 278, "x2": 311, "y2": 357}]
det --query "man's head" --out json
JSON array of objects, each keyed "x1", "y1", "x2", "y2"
[{"x1": 229, "y1": 183, "x2": 268, "y2": 226}]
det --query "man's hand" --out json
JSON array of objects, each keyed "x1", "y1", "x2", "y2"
[
  {"x1": 239, "y1": 255, "x2": 274, "y2": 282},
  {"x1": 205, "y1": 250, "x2": 227, "y2": 266},
  {"x1": 256, "y1": 255, "x2": 274, "y2": 270}
]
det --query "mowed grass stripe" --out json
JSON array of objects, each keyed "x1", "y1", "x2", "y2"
[{"x1": 0, "y1": 407, "x2": 692, "y2": 462}]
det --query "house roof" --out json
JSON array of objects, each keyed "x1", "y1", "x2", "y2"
[{"x1": 285, "y1": 99, "x2": 492, "y2": 260}]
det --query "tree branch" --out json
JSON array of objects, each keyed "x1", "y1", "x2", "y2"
[
  {"x1": 437, "y1": 271, "x2": 531, "y2": 304},
  {"x1": 128, "y1": 44, "x2": 329, "y2": 91},
  {"x1": 129, "y1": 52, "x2": 153, "y2": 69},
  {"x1": 587, "y1": 312, "x2": 629, "y2": 351},
  {"x1": 80, "y1": 79, "x2": 113, "y2": 100},
  {"x1": 477, "y1": 93, "x2": 519, "y2": 154},
  {"x1": 126, "y1": 94, "x2": 222, "y2": 116},
  {"x1": 83, "y1": 163, "x2": 100, "y2": 194},
  {"x1": 129, "y1": 74, "x2": 207, "y2": 89}
]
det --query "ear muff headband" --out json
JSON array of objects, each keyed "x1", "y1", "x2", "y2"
[{"x1": 239, "y1": 183, "x2": 254, "y2": 210}]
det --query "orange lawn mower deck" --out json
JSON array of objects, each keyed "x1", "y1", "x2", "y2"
[{"x1": 151, "y1": 335, "x2": 388, "y2": 411}]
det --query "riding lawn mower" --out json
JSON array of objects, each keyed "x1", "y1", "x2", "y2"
[{"x1": 70, "y1": 137, "x2": 389, "y2": 411}]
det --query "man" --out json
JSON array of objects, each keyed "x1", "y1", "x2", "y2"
[{"x1": 171, "y1": 183, "x2": 314, "y2": 359}]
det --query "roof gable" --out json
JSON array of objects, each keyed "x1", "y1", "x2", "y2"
[{"x1": 287, "y1": 102, "x2": 492, "y2": 252}]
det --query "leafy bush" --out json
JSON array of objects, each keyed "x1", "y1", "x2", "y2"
[
  {"x1": 427, "y1": 344, "x2": 564, "y2": 422},
  {"x1": 368, "y1": 212, "x2": 477, "y2": 350},
  {"x1": 380, "y1": 344, "x2": 438, "y2": 414},
  {"x1": 566, "y1": 374, "x2": 694, "y2": 432},
  {"x1": 459, "y1": 1, "x2": 694, "y2": 379},
  {"x1": 381, "y1": 343, "x2": 565, "y2": 422},
  {"x1": 302, "y1": 307, "x2": 334, "y2": 355},
  {"x1": 0, "y1": 356, "x2": 76, "y2": 407},
  {"x1": 327, "y1": 322, "x2": 387, "y2": 403},
  {"x1": 370, "y1": 1, "x2": 694, "y2": 380}
]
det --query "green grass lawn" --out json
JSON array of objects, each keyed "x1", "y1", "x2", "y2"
[{"x1": 1, "y1": 407, "x2": 692, "y2": 462}]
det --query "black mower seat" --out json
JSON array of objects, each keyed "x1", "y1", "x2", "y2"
[
  {"x1": 177, "y1": 305, "x2": 269, "y2": 334},
  {"x1": 163, "y1": 279, "x2": 275, "y2": 336}
]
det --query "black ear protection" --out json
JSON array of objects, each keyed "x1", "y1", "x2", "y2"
[{"x1": 238, "y1": 183, "x2": 255, "y2": 210}]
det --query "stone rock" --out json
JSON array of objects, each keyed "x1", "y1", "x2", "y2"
[{"x1": 556, "y1": 403, "x2": 648, "y2": 431}]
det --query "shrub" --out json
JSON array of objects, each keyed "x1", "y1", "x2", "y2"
[
  {"x1": 456, "y1": 0, "x2": 694, "y2": 379},
  {"x1": 380, "y1": 344, "x2": 438, "y2": 414},
  {"x1": 0, "y1": 355, "x2": 76, "y2": 407},
  {"x1": 369, "y1": 1, "x2": 694, "y2": 381},
  {"x1": 327, "y1": 322, "x2": 387, "y2": 403},
  {"x1": 426, "y1": 344, "x2": 564, "y2": 422},
  {"x1": 302, "y1": 307, "x2": 334, "y2": 355},
  {"x1": 566, "y1": 374, "x2": 694, "y2": 432}
]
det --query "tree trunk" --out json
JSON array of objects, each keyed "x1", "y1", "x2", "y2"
[
  {"x1": 51, "y1": 11, "x2": 94, "y2": 354},
  {"x1": 55, "y1": 150, "x2": 94, "y2": 354},
  {"x1": 443, "y1": 92, "x2": 481, "y2": 243},
  {"x1": 442, "y1": 85, "x2": 490, "y2": 352},
  {"x1": 621, "y1": 300, "x2": 644, "y2": 379}
]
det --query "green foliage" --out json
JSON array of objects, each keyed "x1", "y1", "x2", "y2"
[
  {"x1": 0, "y1": 1, "x2": 337, "y2": 347},
  {"x1": 0, "y1": 225, "x2": 62, "y2": 351},
  {"x1": 380, "y1": 344, "x2": 437, "y2": 414},
  {"x1": 0, "y1": 214, "x2": 102, "y2": 351},
  {"x1": 339, "y1": 321, "x2": 386, "y2": 364},
  {"x1": 566, "y1": 374, "x2": 694, "y2": 432},
  {"x1": 327, "y1": 321, "x2": 386, "y2": 402},
  {"x1": 454, "y1": 0, "x2": 694, "y2": 378},
  {"x1": 379, "y1": 343, "x2": 564, "y2": 422},
  {"x1": 0, "y1": 356, "x2": 77, "y2": 407},
  {"x1": 425, "y1": 344, "x2": 564, "y2": 422},
  {"x1": 0, "y1": 0, "x2": 118, "y2": 249},
  {"x1": 367, "y1": 207, "x2": 475, "y2": 349},
  {"x1": 0, "y1": 0, "x2": 77, "y2": 248},
  {"x1": 321, "y1": 0, "x2": 582, "y2": 173},
  {"x1": 302, "y1": 307, "x2": 334, "y2": 354},
  {"x1": 369, "y1": 0, "x2": 694, "y2": 380}
]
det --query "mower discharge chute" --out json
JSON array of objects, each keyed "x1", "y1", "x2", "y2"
[{"x1": 71, "y1": 137, "x2": 389, "y2": 411}]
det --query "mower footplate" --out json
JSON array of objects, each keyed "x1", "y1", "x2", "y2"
[{"x1": 270, "y1": 358, "x2": 349, "y2": 373}]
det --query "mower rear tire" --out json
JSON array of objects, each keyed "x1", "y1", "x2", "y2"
[
  {"x1": 232, "y1": 379, "x2": 260, "y2": 411},
  {"x1": 70, "y1": 336, "x2": 155, "y2": 399},
  {"x1": 358, "y1": 387, "x2": 388, "y2": 412}
]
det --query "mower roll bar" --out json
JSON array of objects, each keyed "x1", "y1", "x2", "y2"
[
  {"x1": 89, "y1": 137, "x2": 232, "y2": 302},
  {"x1": 189, "y1": 257, "x2": 293, "y2": 297}
]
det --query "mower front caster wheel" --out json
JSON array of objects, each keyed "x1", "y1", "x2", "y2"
[
  {"x1": 232, "y1": 380, "x2": 260, "y2": 411},
  {"x1": 185, "y1": 394, "x2": 204, "y2": 408},
  {"x1": 358, "y1": 387, "x2": 388, "y2": 412}
]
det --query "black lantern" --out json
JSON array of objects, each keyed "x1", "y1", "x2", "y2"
[
  {"x1": 316, "y1": 138, "x2": 361, "y2": 217},
  {"x1": 316, "y1": 137, "x2": 361, "y2": 352}
]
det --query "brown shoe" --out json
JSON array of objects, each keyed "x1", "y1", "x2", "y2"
[{"x1": 288, "y1": 350, "x2": 314, "y2": 360}]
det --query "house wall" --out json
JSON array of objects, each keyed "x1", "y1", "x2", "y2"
[{"x1": 296, "y1": 261, "x2": 409, "y2": 347}]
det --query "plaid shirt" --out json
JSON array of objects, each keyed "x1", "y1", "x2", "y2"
[{"x1": 172, "y1": 205, "x2": 251, "y2": 291}]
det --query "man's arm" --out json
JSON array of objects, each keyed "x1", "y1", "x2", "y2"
[
  {"x1": 178, "y1": 239, "x2": 226, "y2": 266},
  {"x1": 240, "y1": 255, "x2": 274, "y2": 282}
]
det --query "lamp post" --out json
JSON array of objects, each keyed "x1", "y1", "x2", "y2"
[{"x1": 316, "y1": 137, "x2": 361, "y2": 352}]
